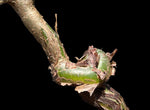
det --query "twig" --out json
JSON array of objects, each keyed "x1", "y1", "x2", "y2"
[{"x1": 0, "y1": 1, "x2": 129, "y2": 109}]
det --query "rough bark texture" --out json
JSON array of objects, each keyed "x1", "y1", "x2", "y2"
[
  {"x1": 0, "y1": 0, "x2": 129, "y2": 110},
  {"x1": 80, "y1": 84, "x2": 129, "y2": 110},
  {"x1": 9, "y1": 0, "x2": 68, "y2": 65}
]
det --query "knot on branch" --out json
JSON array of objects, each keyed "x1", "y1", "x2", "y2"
[
  {"x1": 49, "y1": 45, "x2": 117, "y2": 96},
  {"x1": 76, "y1": 46, "x2": 117, "y2": 80}
]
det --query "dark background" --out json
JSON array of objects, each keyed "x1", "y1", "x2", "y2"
[{"x1": 0, "y1": 1, "x2": 147, "y2": 110}]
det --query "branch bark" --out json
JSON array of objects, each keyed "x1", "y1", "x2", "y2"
[
  {"x1": 8, "y1": 0, "x2": 68, "y2": 65},
  {"x1": 80, "y1": 84, "x2": 129, "y2": 110},
  {"x1": 0, "y1": 0, "x2": 129, "y2": 110}
]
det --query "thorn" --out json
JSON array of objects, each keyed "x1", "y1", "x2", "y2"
[
  {"x1": 75, "y1": 57, "x2": 80, "y2": 61},
  {"x1": 110, "y1": 49, "x2": 118, "y2": 59},
  {"x1": 106, "y1": 49, "x2": 118, "y2": 61},
  {"x1": 75, "y1": 55, "x2": 86, "y2": 61},
  {"x1": 55, "y1": 13, "x2": 58, "y2": 33}
]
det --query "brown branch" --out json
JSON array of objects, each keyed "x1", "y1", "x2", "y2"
[
  {"x1": 0, "y1": 0, "x2": 129, "y2": 110},
  {"x1": 80, "y1": 84, "x2": 129, "y2": 110},
  {"x1": 8, "y1": 0, "x2": 68, "y2": 65}
]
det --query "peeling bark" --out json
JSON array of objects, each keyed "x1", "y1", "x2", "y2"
[
  {"x1": 0, "y1": 0, "x2": 129, "y2": 110},
  {"x1": 80, "y1": 84, "x2": 129, "y2": 110}
]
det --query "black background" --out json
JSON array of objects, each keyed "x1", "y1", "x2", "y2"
[{"x1": 0, "y1": 1, "x2": 148, "y2": 110}]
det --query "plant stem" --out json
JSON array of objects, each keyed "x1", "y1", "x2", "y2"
[
  {"x1": 9, "y1": 0, "x2": 68, "y2": 65},
  {"x1": 0, "y1": 0, "x2": 129, "y2": 109},
  {"x1": 80, "y1": 84, "x2": 129, "y2": 110}
]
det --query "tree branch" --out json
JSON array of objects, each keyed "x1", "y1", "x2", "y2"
[
  {"x1": 80, "y1": 84, "x2": 129, "y2": 110},
  {"x1": 8, "y1": 0, "x2": 68, "y2": 65},
  {"x1": 0, "y1": 0, "x2": 129, "y2": 109}
]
